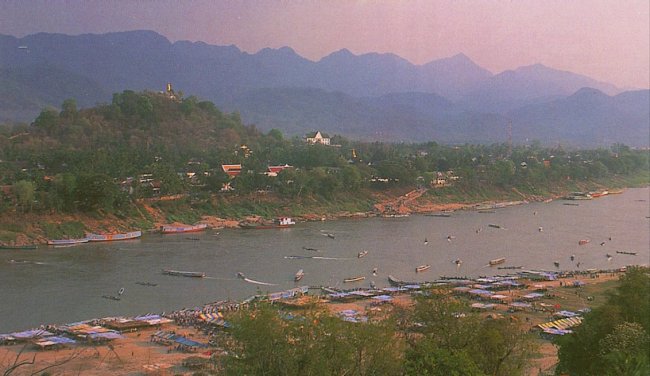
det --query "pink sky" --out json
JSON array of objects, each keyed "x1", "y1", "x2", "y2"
[{"x1": 1, "y1": 0, "x2": 648, "y2": 89}]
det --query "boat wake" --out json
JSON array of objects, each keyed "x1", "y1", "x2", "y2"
[
  {"x1": 284, "y1": 255, "x2": 350, "y2": 260},
  {"x1": 242, "y1": 278, "x2": 277, "y2": 286}
]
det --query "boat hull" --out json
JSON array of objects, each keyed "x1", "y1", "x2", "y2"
[
  {"x1": 161, "y1": 224, "x2": 208, "y2": 234},
  {"x1": 163, "y1": 269, "x2": 205, "y2": 278},
  {"x1": 86, "y1": 231, "x2": 142, "y2": 242},
  {"x1": 47, "y1": 238, "x2": 89, "y2": 246}
]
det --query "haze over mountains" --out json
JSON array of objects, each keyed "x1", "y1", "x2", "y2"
[{"x1": 0, "y1": 30, "x2": 647, "y2": 146}]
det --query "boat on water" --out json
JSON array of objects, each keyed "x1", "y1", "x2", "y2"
[
  {"x1": 415, "y1": 264, "x2": 431, "y2": 272},
  {"x1": 578, "y1": 239, "x2": 590, "y2": 245},
  {"x1": 358, "y1": 250, "x2": 368, "y2": 258},
  {"x1": 47, "y1": 238, "x2": 89, "y2": 246},
  {"x1": 426, "y1": 213, "x2": 451, "y2": 217},
  {"x1": 497, "y1": 266, "x2": 523, "y2": 270},
  {"x1": 294, "y1": 269, "x2": 305, "y2": 282},
  {"x1": 0, "y1": 244, "x2": 38, "y2": 250},
  {"x1": 608, "y1": 189, "x2": 624, "y2": 194},
  {"x1": 240, "y1": 217, "x2": 296, "y2": 229},
  {"x1": 616, "y1": 251, "x2": 637, "y2": 255},
  {"x1": 135, "y1": 281, "x2": 158, "y2": 286},
  {"x1": 102, "y1": 295, "x2": 121, "y2": 301},
  {"x1": 160, "y1": 223, "x2": 208, "y2": 234},
  {"x1": 162, "y1": 269, "x2": 205, "y2": 278},
  {"x1": 590, "y1": 191, "x2": 609, "y2": 198},
  {"x1": 86, "y1": 231, "x2": 142, "y2": 242},
  {"x1": 343, "y1": 276, "x2": 366, "y2": 283},
  {"x1": 564, "y1": 192, "x2": 593, "y2": 200},
  {"x1": 489, "y1": 258, "x2": 506, "y2": 266}
]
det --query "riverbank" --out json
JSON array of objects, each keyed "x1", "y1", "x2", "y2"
[
  {"x1": 0, "y1": 268, "x2": 627, "y2": 375},
  {"x1": 0, "y1": 173, "x2": 646, "y2": 246}
]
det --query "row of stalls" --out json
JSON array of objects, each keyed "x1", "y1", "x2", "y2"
[
  {"x1": 150, "y1": 330, "x2": 208, "y2": 352},
  {"x1": 0, "y1": 314, "x2": 173, "y2": 351}
]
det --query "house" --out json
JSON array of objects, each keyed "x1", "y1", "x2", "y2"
[
  {"x1": 306, "y1": 131, "x2": 330, "y2": 145},
  {"x1": 222, "y1": 164, "x2": 242, "y2": 178},
  {"x1": 266, "y1": 164, "x2": 293, "y2": 177}
]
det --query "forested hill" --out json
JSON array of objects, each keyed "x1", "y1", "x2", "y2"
[{"x1": 2, "y1": 31, "x2": 648, "y2": 147}]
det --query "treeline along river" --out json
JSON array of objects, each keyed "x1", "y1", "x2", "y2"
[{"x1": 1, "y1": 188, "x2": 648, "y2": 332}]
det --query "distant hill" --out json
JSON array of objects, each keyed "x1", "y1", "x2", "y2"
[
  {"x1": 508, "y1": 88, "x2": 650, "y2": 146},
  {"x1": 461, "y1": 64, "x2": 621, "y2": 113},
  {"x1": 0, "y1": 64, "x2": 109, "y2": 123},
  {"x1": 1, "y1": 30, "x2": 647, "y2": 147}
]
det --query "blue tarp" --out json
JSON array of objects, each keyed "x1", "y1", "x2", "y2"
[
  {"x1": 554, "y1": 310, "x2": 579, "y2": 318},
  {"x1": 510, "y1": 302, "x2": 532, "y2": 308},
  {"x1": 89, "y1": 332, "x2": 124, "y2": 340},
  {"x1": 46, "y1": 336, "x2": 76, "y2": 344},
  {"x1": 372, "y1": 295, "x2": 393, "y2": 302},
  {"x1": 174, "y1": 336, "x2": 207, "y2": 348},
  {"x1": 11, "y1": 330, "x2": 53, "y2": 339}
]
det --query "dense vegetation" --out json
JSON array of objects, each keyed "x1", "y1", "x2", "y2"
[
  {"x1": 0, "y1": 90, "x2": 647, "y2": 223},
  {"x1": 555, "y1": 267, "x2": 650, "y2": 375},
  {"x1": 218, "y1": 288, "x2": 536, "y2": 376}
]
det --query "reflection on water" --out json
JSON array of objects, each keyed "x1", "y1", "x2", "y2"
[{"x1": 0, "y1": 187, "x2": 648, "y2": 331}]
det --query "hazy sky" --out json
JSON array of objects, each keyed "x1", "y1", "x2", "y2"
[{"x1": 1, "y1": 0, "x2": 648, "y2": 89}]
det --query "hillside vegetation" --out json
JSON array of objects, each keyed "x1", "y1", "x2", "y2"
[{"x1": 0, "y1": 91, "x2": 648, "y2": 244}]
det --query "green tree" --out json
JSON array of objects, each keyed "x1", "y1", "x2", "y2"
[
  {"x1": 13, "y1": 180, "x2": 35, "y2": 212},
  {"x1": 556, "y1": 267, "x2": 650, "y2": 375}
]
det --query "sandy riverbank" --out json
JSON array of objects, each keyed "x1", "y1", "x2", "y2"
[{"x1": 0, "y1": 271, "x2": 623, "y2": 375}]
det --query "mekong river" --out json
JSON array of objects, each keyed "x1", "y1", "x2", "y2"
[{"x1": 1, "y1": 187, "x2": 648, "y2": 332}]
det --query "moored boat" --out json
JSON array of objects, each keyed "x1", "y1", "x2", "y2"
[
  {"x1": 489, "y1": 257, "x2": 506, "y2": 266},
  {"x1": 616, "y1": 251, "x2": 637, "y2": 255},
  {"x1": 240, "y1": 217, "x2": 296, "y2": 229},
  {"x1": 160, "y1": 223, "x2": 208, "y2": 234},
  {"x1": 564, "y1": 192, "x2": 593, "y2": 200},
  {"x1": 0, "y1": 244, "x2": 38, "y2": 250},
  {"x1": 358, "y1": 250, "x2": 368, "y2": 258},
  {"x1": 294, "y1": 269, "x2": 305, "y2": 282},
  {"x1": 415, "y1": 264, "x2": 431, "y2": 272},
  {"x1": 47, "y1": 238, "x2": 89, "y2": 246},
  {"x1": 87, "y1": 231, "x2": 142, "y2": 242},
  {"x1": 578, "y1": 239, "x2": 590, "y2": 245},
  {"x1": 343, "y1": 276, "x2": 366, "y2": 283},
  {"x1": 590, "y1": 191, "x2": 608, "y2": 198},
  {"x1": 162, "y1": 269, "x2": 205, "y2": 278}
]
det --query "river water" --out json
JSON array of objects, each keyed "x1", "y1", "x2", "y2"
[{"x1": 1, "y1": 188, "x2": 648, "y2": 332}]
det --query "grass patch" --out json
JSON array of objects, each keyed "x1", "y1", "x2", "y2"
[
  {"x1": 41, "y1": 221, "x2": 86, "y2": 239},
  {"x1": 0, "y1": 230, "x2": 18, "y2": 243}
]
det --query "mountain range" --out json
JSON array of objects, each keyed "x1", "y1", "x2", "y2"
[{"x1": 0, "y1": 30, "x2": 647, "y2": 146}]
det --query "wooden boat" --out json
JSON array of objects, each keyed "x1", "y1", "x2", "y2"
[
  {"x1": 162, "y1": 269, "x2": 205, "y2": 278},
  {"x1": 489, "y1": 257, "x2": 506, "y2": 266},
  {"x1": 608, "y1": 189, "x2": 624, "y2": 194},
  {"x1": 358, "y1": 250, "x2": 368, "y2": 258},
  {"x1": 343, "y1": 276, "x2": 366, "y2": 283},
  {"x1": 488, "y1": 224, "x2": 502, "y2": 229},
  {"x1": 47, "y1": 238, "x2": 89, "y2": 246},
  {"x1": 161, "y1": 223, "x2": 208, "y2": 234},
  {"x1": 498, "y1": 266, "x2": 523, "y2": 270},
  {"x1": 87, "y1": 231, "x2": 142, "y2": 242},
  {"x1": 240, "y1": 217, "x2": 296, "y2": 229},
  {"x1": 616, "y1": 251, "x2": 637, "y2": 256},
  {"x1": 578, "y1": 239, "x2": 590, "y2": 245},
  {"x1": 294, "y1": 269, "x2": 305, "y2": 282},
  {"x1": 565, "y1": 192, "x2": 593, "y2": 200},
  {"x1": 426, "y1": 213, "x2": 451, "y2": 217},
  {"x1": 563, "y1": 203, "x2": 580, "y2": 206},
  {"x1": 590, "y1": 191, "x2": 608, "y2": 198},
  {"x1": 415, "y1": 264, "x2": 431, "y2": 272},
  {"x1": 0, "y1": 244, "x2": 38, "y2": 250},
  {"x1": 135, "y1": 281, "x2": 158, "y2": 286},
  {"x1": 102, "y1": 295, "x2": 121, "y2": 301}
]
